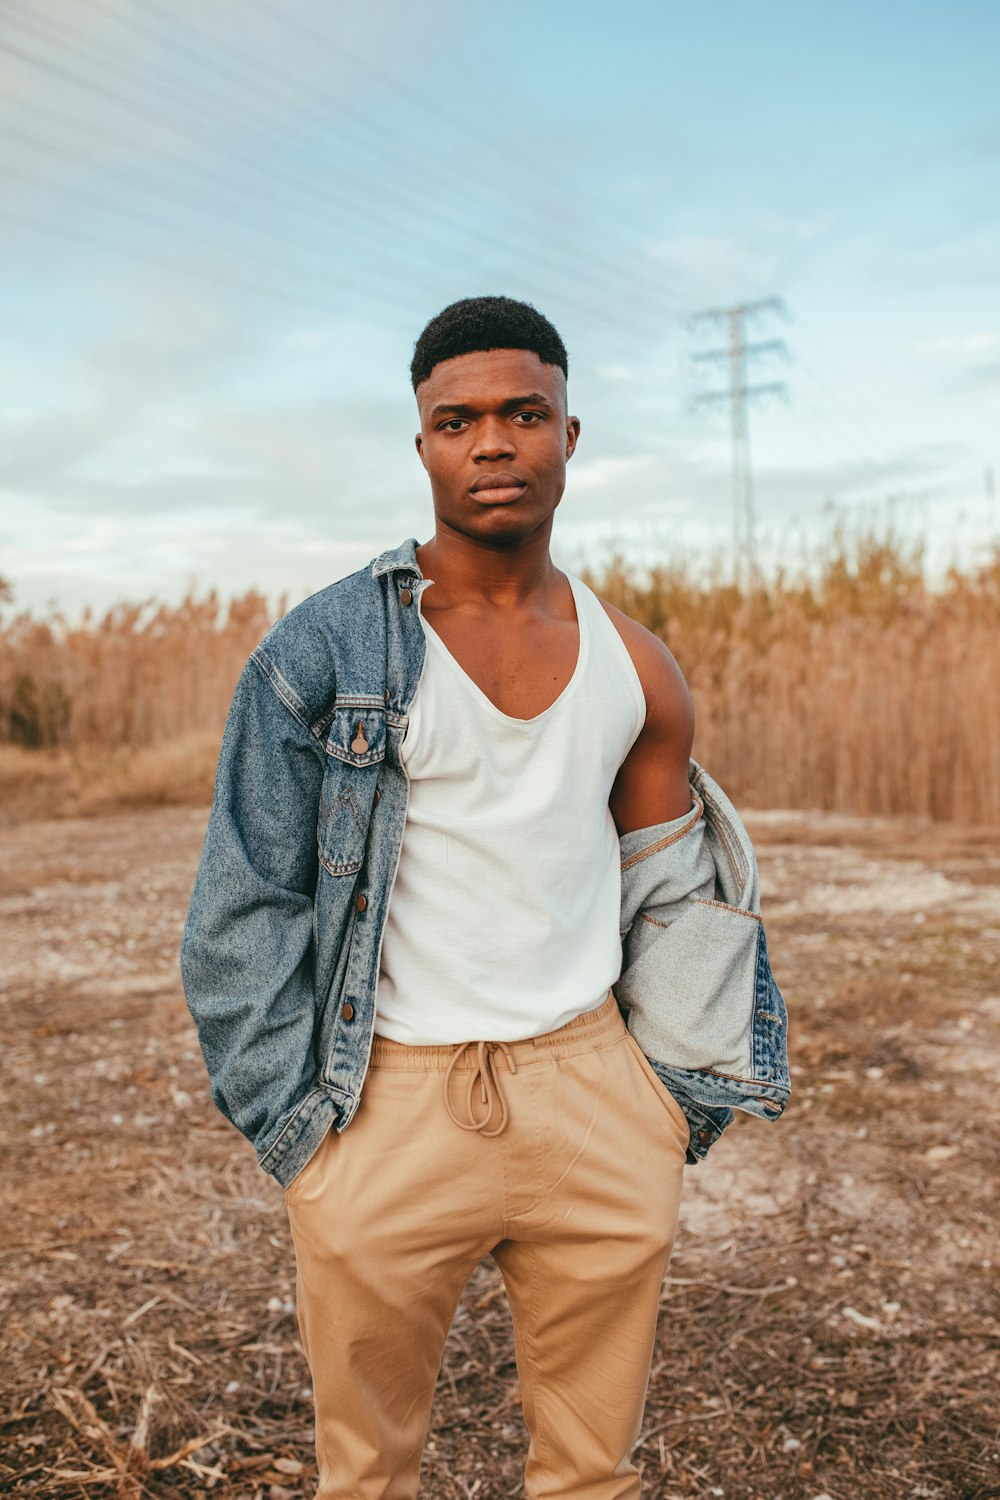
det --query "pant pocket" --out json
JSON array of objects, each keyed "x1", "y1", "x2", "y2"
[
  {"x1": 623, "y1": 1032, "x2": 692, "y2": 1149},
  {"x1": 283, "y1": 1125, "x2": 334, "y2": 1207}
]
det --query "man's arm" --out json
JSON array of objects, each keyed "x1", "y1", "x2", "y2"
[
  {"x1": 179, "y1": 651, "x2": 326, "y2": 1159},
  {"x1": 602, "y1": 601, "x2": 695, "y2": 835}
]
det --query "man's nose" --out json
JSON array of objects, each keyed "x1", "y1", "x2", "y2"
[{"x1": 472, "y1": 418, "x2": 515, "y2": 460}]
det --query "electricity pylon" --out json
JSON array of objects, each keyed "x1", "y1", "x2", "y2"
[{"x1": 690, "y1": 298, "x2": 789, "y2": 586}]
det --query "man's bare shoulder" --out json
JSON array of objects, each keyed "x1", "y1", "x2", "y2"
[{"x1": 596, "y1": 596, "x2": 694, "y2": 737}]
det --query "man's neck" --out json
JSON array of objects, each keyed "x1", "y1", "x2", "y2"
[{"x1": 415, "y1": 524, "x2": 561, "y2": 609}]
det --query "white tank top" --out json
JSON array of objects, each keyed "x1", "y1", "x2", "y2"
[{"x1": 373, "y1": 570, "x2": 647, "y2": 1043}]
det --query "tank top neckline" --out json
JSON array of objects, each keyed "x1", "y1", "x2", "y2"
[{"x1": 417, "y1": 570, "x2": 590, "y2": 729}]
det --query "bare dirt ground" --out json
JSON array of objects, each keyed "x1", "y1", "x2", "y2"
[{"x1": 1, "y1": 805, "x2": 998, "y2": 1499}]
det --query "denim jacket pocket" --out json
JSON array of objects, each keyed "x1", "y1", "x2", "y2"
[
  {"x1": 317, "y1": 703, "x2": 385, "y2": 878},
  {"x1": 323, "y1": 702, "x2": 387, "y2": 768},
  {"x1": 620, "y1": 896, "x2": 764, "y2": 1077},
  {"x1": 618, "y1": 893, "x2": 790, "y2": 1145}
]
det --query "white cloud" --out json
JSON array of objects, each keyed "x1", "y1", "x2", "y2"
[
  {"x1": 63, "y1": 521, "x2": 123, "y2": 555},
  {"x1": 566, "y1": 454, "x2": 657, "y2": 493},
  {"x1": 644, "y1": 234, "x2": 770, "y2": 304},
  {"x1": 750, "y1": 211, "x2": 834, "y2": 242},
  {"x1": 913, "y1": 332, "x2": 999, "y2": 359},
  {"x1": 285, "y1": 329, "x2": 325, "y2": 350}
]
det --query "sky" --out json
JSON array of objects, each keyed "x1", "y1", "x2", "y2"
[{"x1": 1, "y1": 0, "x2": 998, "y2": 620}]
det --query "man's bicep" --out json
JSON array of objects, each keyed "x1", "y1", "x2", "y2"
[{"x1": 610, "y1": 637, "x2": 695, "y2": 836}]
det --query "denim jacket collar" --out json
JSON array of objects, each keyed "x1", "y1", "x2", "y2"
[{"x1": 371, "y1": 537, "x2": 424, "y2": 579}]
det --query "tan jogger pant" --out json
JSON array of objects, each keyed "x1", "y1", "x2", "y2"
[{"x1": 284, "y1": 989, "x2": 689, "y2": 1499}]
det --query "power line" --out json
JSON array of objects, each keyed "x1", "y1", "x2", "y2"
[
  {"x1": 51, "y1": 0, "x2": 693, "y2": 336},
  {"x1": 792, "y1": 357, "x2": 905, "y2": 495},
  {"x1": 794, "y1": 345, "x2": 905, "y2": 485},
  {"x1": 690, "y1": 297, "x2": 789, "y2": 584},
  {"x1": 239, "y1": 0, "x2": 699, "y2": 303},
  {"x1": 1, "y1": 155, "x2": 445, "y2": 324},
  {"x1": 0, "y1": 15, "x2": 660, "y2": 350},
  {"x1": 0, "y1": 21, "x2": 469, "y2": 272},
  {"x1": 787, "y1": 387, "x2": 896, "y2": 500},
  {"x1": 0, "y1": 117, "x2": 491, "y2": 314},
  {"x1": 0, "y1": 205, "x2": 414, "y2": 324}
]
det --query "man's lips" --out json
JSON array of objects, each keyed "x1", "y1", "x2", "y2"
[{"x1": 469, "y1": 474, "x2": 527, "y2": 504}]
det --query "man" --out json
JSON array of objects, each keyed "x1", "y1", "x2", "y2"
[{"x1": 180, "y1": 295, "x2": 789, "y2": 1498}]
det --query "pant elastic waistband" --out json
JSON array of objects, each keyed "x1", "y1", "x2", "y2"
[{"x1": 368, "y1": 988, "x2": 622, "y2": 1073}]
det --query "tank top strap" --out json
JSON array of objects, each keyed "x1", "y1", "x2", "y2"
[{"x1": 564, "y1": 570, "x2": 646, "y2": 742}]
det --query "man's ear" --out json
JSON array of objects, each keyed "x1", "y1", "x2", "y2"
[
  {"x1": 415, "y1": 432, "x2": 427, "y2": 470},
  {"x1": 565, "y1": 415, "x2": 581, "y2": 460}
]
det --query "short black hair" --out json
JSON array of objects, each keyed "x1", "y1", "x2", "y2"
[{"x1": 410, "y1": 295, "x2": 568, "y2": 391}]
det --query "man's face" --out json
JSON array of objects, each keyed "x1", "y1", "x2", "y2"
[{"x1": 414, "y1": 347, "x2": 580, "y2": 546}]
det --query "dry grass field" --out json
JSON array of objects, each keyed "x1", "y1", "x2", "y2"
[
  {"x1": 2, "y1": 527, "x2": 998, "y2": 1494},
  {"x1": 2, "y1": 524, "x2": 999, "y2": 824},
  {"x1": 2, "y1": 803, "x2": 998, "y2": 1499}
]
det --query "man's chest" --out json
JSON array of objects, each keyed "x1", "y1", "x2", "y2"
[{"x1": 420, "y1": 608, "x2": 581, "y2": 720}]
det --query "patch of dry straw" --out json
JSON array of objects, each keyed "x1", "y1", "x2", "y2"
[{"x1": 1, "y1": 522, "x2": 998, "y2": 822}]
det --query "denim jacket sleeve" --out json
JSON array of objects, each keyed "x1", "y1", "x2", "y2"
[
  {"x1": 179, "y1": 648, "x2": 327, "y2": 1161},
  {"x1": 616, "y1": 759, "x2": 790, "y2": 1163}
]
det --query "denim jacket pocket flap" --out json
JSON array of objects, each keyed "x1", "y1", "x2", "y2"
[
  {"x1": 323, "y1": 703, "x2": 386, "y2": 767},
  {"x1": 317, "y1": 752, "x2": 381, "y2": 879},
  {"x1": 618, "y1": 897, "x2": 763, "y2": 1080}
]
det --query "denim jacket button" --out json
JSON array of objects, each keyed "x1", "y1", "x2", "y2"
[
  {"x1": 356, "y1": 892, "x2": 367, "y2": 912},
  {"x1": 342, "y1": 1003, "x2": 355, "y2": 1021},
  {"x1": 373, "y1": 787, "x2": 381, "y2": 805},
  {"x1": 384, "y1": 689, "x2": 390, "y2": 703},
  {"x1": 400, "y1": 586, "x2": 413, "y2": 605}
]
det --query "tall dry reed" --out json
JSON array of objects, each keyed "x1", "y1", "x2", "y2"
[
  {"x1": 1, "y1": 523, "x2": 997, "y2": 822},
  {"x1": 0, "y1": 586, "x2": 282, "y2": 752},
  {"x1": 580, "y1": 525, "x2": 1000, "y2": 823}
]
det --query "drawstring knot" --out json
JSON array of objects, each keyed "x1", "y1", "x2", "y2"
[{"x1": 443, "y1": 1038, "x2": 518, "y2": 1136}]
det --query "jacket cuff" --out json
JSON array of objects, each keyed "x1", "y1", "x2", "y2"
[
  {"x1": 619, "y1": 794, "x2": 715, "y2": 932},
  {"x1": 619, "y1": 794, "x2": 704, "y2": 869}
]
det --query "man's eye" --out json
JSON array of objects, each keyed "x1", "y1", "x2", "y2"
[
  {"x1": 441, "y1": 419, "x2": 467, "y2": 431},
  {"x1": 514, "y1": 411, "x2": 543, "y2": 424}
]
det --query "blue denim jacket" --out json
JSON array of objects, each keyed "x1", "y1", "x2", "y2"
[{"x1": 179, "y1": 537, "x2": 790, "y2": 1189}]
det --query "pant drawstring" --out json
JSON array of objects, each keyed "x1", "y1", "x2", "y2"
[{"x1": 443, "y1": 1038, "x2": 518, "y2": 1136}]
